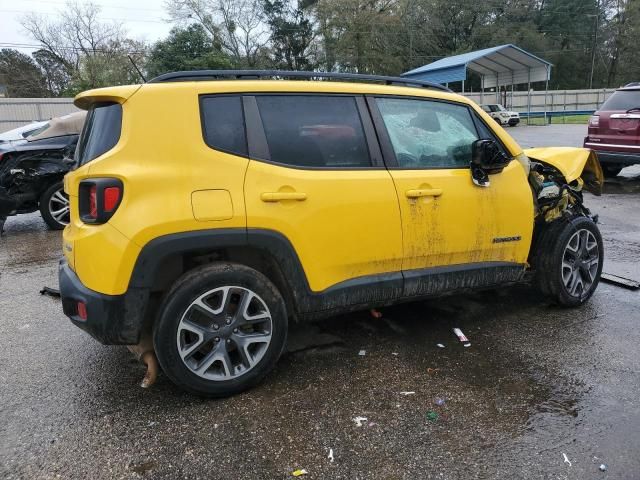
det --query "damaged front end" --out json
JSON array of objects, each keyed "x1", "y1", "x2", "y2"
[
  {"x1": 523, "y1": 147, "x2": 603, "y2": 223},
  {"x1": 0, "y1": 153, "x2": 71, "y2": 217}
]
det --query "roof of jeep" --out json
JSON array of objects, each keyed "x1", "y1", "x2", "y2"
[
  {"x1": 75, "y1": 69, "x2": 476, "y2": 109},
  {"x1": 74, "y1": 79, "x2": 472, "y2": 110}
]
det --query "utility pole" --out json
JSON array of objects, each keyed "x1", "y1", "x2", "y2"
[{"x1": 589, "y1": 1, "x2": 600, "y2": 89}]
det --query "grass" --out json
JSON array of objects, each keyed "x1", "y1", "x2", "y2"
[{"x1": 523, "y1": 114, "x2": 590, "y2": 126}]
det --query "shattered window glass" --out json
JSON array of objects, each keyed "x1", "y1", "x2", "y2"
[{"x1": 376, "y1": 98, "x2": 479, "y2": 169}]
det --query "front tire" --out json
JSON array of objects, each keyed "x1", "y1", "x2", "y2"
[
  {"x1": 154, "y1": 263, "x2": 288, "y2": 397},
  {"x1": 39, "y1": 181, "x2": 69, "y2": 230},
  {"x1": 533, "y1": 216, "x2": 603, "y2": 307}
]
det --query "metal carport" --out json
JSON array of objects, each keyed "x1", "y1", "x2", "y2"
[{"x1": 402, "y1": 44, "x2": 553, "y2": 123}]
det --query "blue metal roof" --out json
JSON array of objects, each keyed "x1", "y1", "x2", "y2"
[{"x1": 402, "y1": 44, "x2": 552, "y2": 88}]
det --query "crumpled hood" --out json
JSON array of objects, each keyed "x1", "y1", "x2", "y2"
[{"x1": 524, "y1": 147, "x2": 604, "y2": 195}]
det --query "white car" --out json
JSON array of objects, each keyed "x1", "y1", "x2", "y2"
[
  {"x1": 0, "y1": 121, "x2": 50, "y2": 146},
  {"x1": 481, "y1": 104, "x2": 520, "y2": 127}
]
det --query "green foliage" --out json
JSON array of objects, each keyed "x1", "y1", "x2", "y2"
[
  {"x1": 17, "y1": 0, "x2": 640, "y2": 97},
  {"x1": 146, "y1": 24, "x2": 233, "y2": 78},
  {"x1": 0, "y1": 49, "x2": 49, "y2": 97},
  {"x1": 263, "y1": 0, "x2": 315, "y2": 70}
]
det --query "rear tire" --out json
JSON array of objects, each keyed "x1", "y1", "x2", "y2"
[
  {"x1": 532, "y1": 216, "x2": 603, "y2": 307},
  {"x1": 39, "y1": 181, "x2": 69, "y2": 230},
  {"x1": 153, "y1": 262, "x2": 288, "y2": 397},
  {"x1": 601, "y1": 165, "x2": 623, "y2": 178}
]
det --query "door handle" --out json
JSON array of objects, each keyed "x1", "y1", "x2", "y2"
[
  {"x1": 260, "y1": 192, "x2": 307, "y2": 202},
  {"x1": 405, "y1": 188, "x2": 443, "y2": 198}
]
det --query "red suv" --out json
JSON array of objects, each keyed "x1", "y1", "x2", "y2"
[{"x1": 584, "y1": 83, "x2": 640, "y2": 177}]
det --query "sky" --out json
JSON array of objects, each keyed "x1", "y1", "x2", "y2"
[{"x1": 0, "y1": 0, "x2": 174, "y2": 53}]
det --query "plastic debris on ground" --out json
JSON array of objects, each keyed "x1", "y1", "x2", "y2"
[
  {"x1": 434, "y1": 397, "x2": 446, "y2": 406},
  {"x1": 426, "y1": 411, "x2": 439, "y2": 422},
  {"x1": 40, "y1": 286, "x2": 61, "y2": 298},
  {"x1": 328, "y1": 448, "x2": 334, "y2": 463},
  {"x1": 562, "y1": 453, "x2": 572, "y2": 467},
  {"x1": 392, "y1": 352, "x2": 399, "y2": 356},
  {"x1": 453, "y1": 328, "x2": 471, "y2": 347},
  {"x1": 358, "y1": 350, "x2": 366, "y2": 356},
  {"x1": 436, "y1": 343, "x2": 445, "y2": 348},
  {"x1": 292, "y1": 469, "x2": 308, "y2": 477},
  {"x1": 399, "y1": 391, "x2": 415, "y2": 395},
  {"x1": 369, "y1": 308, "x2": 383, "y2": 318},
  {"x1": 599, "y1": 464, "x2": 607, "y2": 472},
  {"x1": 427, "y1": 368, "x2": 440, "y2": 375},
  {"x1": 601, "y1": 272, "x2": 640, "y2": 290},
  {"x1": 352, "y1": 416, "x2": 368, "y2": 427}
]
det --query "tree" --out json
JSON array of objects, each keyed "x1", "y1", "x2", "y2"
[
  {"x1": 0, "y1": 49, "x2": 49, "y2": 97},
  {"x1": 166, "y1": 0, "x2": 270, "y2": 67},
  {"x1": 21, "y1": 1, "x2": 145, "y2": 94},
  {"x1": 32, "y1": 49, "x2": 70, "y2": 96},
  {"x1": 146, "y1": 24, "x2": 232, "y2": 77},
  {"x1": 311, "y1": 0, "x2": 403, "y2": 74},
  {"x1": 263, "y1": 0, "x2": 315, "y2": 70}
]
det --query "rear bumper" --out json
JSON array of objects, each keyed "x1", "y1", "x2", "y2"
[
  {"x1": 584, "y1": 139, "x2": 640, "y2": 165},
  {"x1": 59, "y1": 260, "x2": 148, "y2": 345}
]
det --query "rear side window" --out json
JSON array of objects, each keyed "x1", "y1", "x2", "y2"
[
  {"x1": 600, "y1": 90, "x2": 640, "y2": 111},
  {"x1": 76, "y1": 103, "x2": 122, "y2": 165},
  {"x1": 255, "y1": 95, "x2": 371, "y2": 168},
  {"x1": 200, "y1": 96, "x2": 247, "y2": 156}
]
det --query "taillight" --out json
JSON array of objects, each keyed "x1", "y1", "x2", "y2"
[
  {"x1": 79, "y1": 178, "x2": 123, "y2": 224},
  {"x1": 104, "y1": 187, "x2": 121, "y2": 212},
  {"x1": 89, "y1": 185, "x2": 97, "y2": 219},
  {"x1": 589, "y1": 115, "x2": 599, "y2": 127}
]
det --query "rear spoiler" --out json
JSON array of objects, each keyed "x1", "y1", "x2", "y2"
[{"x1": 74, "y1": 84, "x2": 142, "y2": 110}]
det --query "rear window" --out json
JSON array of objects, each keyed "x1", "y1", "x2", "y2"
[
  {"x1": 76, "y1": 103, "x2": 122, "y2": 165},
  {"x1": 255, "y1": 95, "x2": 370, "y2": 168},
  {"x1": 200, "y1": 96, "x2": 247, "y2": 156},
  {"x1": 600, "y1": 90, "x2": 640, "y2": 111}
]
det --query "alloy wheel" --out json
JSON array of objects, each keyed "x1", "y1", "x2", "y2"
[
  {"x1": 176, "y1": 286, "x2": 273, "y2": 380},
  {"x1": 48, "y1": 188, "x2": 70, "y2": 226},
  {"x1": 561, "y1": 228, "x2": 600, "y2": 298}
]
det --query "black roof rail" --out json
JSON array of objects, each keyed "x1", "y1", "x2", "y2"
[{"x1": 147, "y1": 69, "x2": 452, "y2": 93}]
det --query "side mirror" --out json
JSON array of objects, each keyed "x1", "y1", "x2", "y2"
[{"x1": 470, "y1": 139, "x2": 512, "y2": 187}]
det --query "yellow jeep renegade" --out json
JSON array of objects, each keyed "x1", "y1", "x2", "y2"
[{"x1": 59, "y1": 70, "x2": 604, "y2": 397}]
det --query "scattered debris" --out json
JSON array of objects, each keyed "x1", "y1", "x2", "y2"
[
  {"x1": 426, "y1": 411, "x2": 439, "y2": 422},
  {"x1": 434, "y1": 397, "x2": 446, "y2": 406},
  {"x1": 352, "y1": 416, "x2": 368, "y2": 427},
  {"x1": 369, "y1": 308, "x2": 383, "y2": 318},
  {"x1": 601, "y1": 272, "x2": 640, "y2": 290},
  {"x1": 392, "y1": 352, "x2": 399, "y2": 356},
  {"x1": 18, "y1": 324, "x2": 30, "y2": 330},
  {"x1": 399, "y1": 391, "x2": 415, "y2": 396},
  {"x1": 436, "y1": 343, "x2": 445, "y2": 348},
  {"x1": 599, "y1": 464, "x2": 607, "y2": 472},
  {"x1": 562, "y1": 452, "x2": 572, "y2": 467},
  {"x1": 453, "y1": 328, "x2": 471, "y2": 347},
  {"x1": 358, "y1": 350, "x2": 366, "y2": 356},
  {"x1": 427, "y1": 368, "x2": 440, "y2": 374},
  {"x1": 368, "y1": 422, "x2": 377, "y2": 428},
  {"x1": 328, "y1": 448, "x2": 334, "y2": 463},
  {"x1": 39, "y1": 286, "x2": 60, "y2": 298},
  {"x1": 292, "y1": 469, "x2": 308, "y2": 477},
  {"x1": 129, "y1": 461, "x2": 156, "y2": 474}
]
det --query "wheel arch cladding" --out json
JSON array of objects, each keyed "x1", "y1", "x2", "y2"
[{"x1": 128, "y1": 228, "x2": 305, "y2": 317}]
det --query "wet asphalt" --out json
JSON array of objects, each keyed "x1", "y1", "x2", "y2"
[{"x1": 1, "y1": 125, "x2": 639, "y2": 479}]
